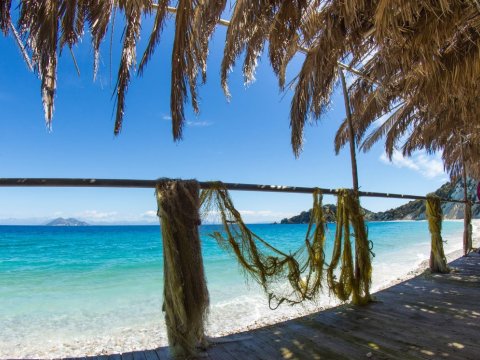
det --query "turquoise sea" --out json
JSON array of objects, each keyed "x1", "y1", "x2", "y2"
[{"x1": 0, "y1": 222, "x2": 465, "y2": 358}]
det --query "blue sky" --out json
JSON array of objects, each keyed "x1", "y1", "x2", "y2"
[{"x1": 0, "y1": 12, "x2": 448, "y2": 224}]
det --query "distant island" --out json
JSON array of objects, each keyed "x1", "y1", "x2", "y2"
[
  {"x1": 46, "y1": 218, "x2": 89, "y2": 226},
  {"x1": 281, "y1": 179, "x2": 480, "y2": 224}
]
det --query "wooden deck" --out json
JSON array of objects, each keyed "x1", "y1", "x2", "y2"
[{"x1": 76, "y1": 252, "x2": 480, "y2": 360}]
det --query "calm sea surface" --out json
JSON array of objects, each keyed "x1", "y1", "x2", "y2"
[{"x1": 0, "y1": 222, "x2": 464, "y2": 357}]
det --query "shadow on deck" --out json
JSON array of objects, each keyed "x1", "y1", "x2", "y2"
[{"x1": 75, "y1": 252, "x2": 480, "y2": 360}]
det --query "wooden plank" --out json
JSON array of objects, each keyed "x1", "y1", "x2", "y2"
[
  {"x1": 92, "y1": 356, "x2": 109, "y2": 360},
  {"x1": 229, "y1": 335, "x2": 281, "y2": 360},
  {"x1": 288, "y1": 317, "x2": 404, "y2": 359},
  {"x1": 62, "y1": 253, "x2": 480, "y2": 360},
  {"x1": 358, "y1": 301, "x2": 480, "y2": 334},
  {"x1": 237, "y1": 330, "x2": 286, "y2": 359},
  {"x1": 315, "y1": 308, "x2": 452, "y2": 359},
  {"x1": 200, "y1": 343, "x2": 237, "y2": 360},
  {"x1": 375, "y1": 294, "x2": 480, "y2": 326},
  {"x1": 261, "y1": 323, "x2": 356, "y2": 360},
  {"x1": 154, "y1": 348, "x2": 169, "y2": 360},
  {"x1": 143, "y1": 350, "x2": 159, "y2": 360},
  {"x1": 355, "y1": 305, "x2": 480, "y2": 354},
  {"x1": 121, "y1": 352, "x2": 134, "y2": 360},
  {"x1": 216, "y1": 337, "x2": 265, "y2": 360},
  {"x1": 132, "y1": 351, "x2": 147, "y2": 360}
]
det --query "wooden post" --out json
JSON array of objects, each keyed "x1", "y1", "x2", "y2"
[
  {"x1": 156, "y1": 180, "x2": 209, "y2": 357},
  {"x1": 461, "y1": 142, "x2": 471, "y2": 256},
  {"x1": 339, "y1": 68, "x2": 362, "y2": 288},
  {"x1": 339, "y1": 69, "x2": 359, "y2": 192}
]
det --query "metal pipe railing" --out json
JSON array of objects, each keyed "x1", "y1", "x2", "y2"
[{"x1": 0, "y1": 178, "x2": 471, "y2": 204}]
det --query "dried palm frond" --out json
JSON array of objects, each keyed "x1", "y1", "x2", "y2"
[
  {"x1": 138, "y1": 0, "x2": 169, "y2": 75},
  {"x1": 0, "y1": 0, "x2": 12, "y2": 35},
  {"x1": 169, "y1": 0, "x2": 230, "y2": 140},
  {"x1": 170, "y1": 0, "x2": 198, "y2": 140},
  {"x1": 9, "y1": 20, "x2": 34, "y2": 71},
  {"x1": 361, "y1": 102, "x2": 414, "y2": 155},
  {"x1": 19, "y1": 0, "x2": 59, "y2": 128},
  {"x1": 84, "y1": 0, "x2": 114, "y2": 80},
  {"x1": 113, "y1": 1, "x2": 149, "y2": 135},
  {"x1": 337, "y1": 1, "x2": 480, "y2": 178},
  {"x1": 268, "y1": 0, "x2": 307, "y2": 89},
  {"x1": 59, "y1": 0, "x2": 79, "y2": 50},
  {"x1": 192, "y1": 0, "x2": 227, "y2": 83},
  {"x1": 276, "y1": 0, "x2": 480, "y2": 178},
  {"x1": 139, "y1": 0, "x2": 226, "y2": 139},
  {"x1": 288, "y1": 0, "x2": 375, "y2": 156},
  {"x1": 221, "y1": 0, "x2": 278, "y2": 98}
]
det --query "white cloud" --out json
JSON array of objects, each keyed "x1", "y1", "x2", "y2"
[
  {"x1": 202, "y1": 209, "x2": 294, "y2": 224},
  {"x1": 186, "y1": 120, "x2": 213, "y2": 127},
  {"x1": 239, "y1": 210, "x2": 295, "y2": 223},
  {"x1": 141, "y1": 210, "x2": 157, "y2": 218},
  {"x1": 0, "y1": 210, "x2": 161, "y2": 225},
  {"x1": 162, "y1": 115, "x2": 212, "y2": 127},
  {"x1": 380, "y1": 150, "x2": 445, "y2": 179},
  {"x1": 239, "y1": 210, "x2": 274, "y2": 216},
  {"x1": 76, "y1": 210, "x2": 158, "y2": 224},
  {"x1": 77, "y1": 210, "x2": 118, "y2": 220}
]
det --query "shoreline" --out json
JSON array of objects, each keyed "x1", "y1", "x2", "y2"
[
  {"x1": 208, "y1": 220, "x2": 480, "y2": 340},
  {"x1": 379, "y1": 219, "x2": 479, "y2": 292}
]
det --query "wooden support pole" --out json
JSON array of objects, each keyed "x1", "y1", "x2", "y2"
[
  {"x1": 426, "y1": 195, "x2": 450, "y2": 273},
  {"x1": 339, "y1": 69, "x2": 359, "y2": 193},
  {"x1": 156, "y1": 181, "x2": 209, "y2": 357},
  {"x1": 339, "y1": 68, "x2": 364, "y2": 292},
  {"x1": 461, "y1": 142, "x2": 471, "y2": 256}
]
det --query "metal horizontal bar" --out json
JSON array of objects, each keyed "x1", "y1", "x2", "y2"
[{"x1": 0, "y1": 178, "x2": 470, "y2": 204}]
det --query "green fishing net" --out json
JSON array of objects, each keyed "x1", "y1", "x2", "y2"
[{"x1": 200, "y1": 183, "x2": 373, "y2": 307}]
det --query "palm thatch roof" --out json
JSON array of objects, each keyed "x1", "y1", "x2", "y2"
[
  {"x1": 330, "y1": 1, "x2": 480, "y2": 180},
  {"x1": 1, "y1": 1, "x2": 479, "y2": 179}
]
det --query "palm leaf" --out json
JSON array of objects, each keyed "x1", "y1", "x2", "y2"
[
  {"x1": 360, "y1": 102, "x2": 413, "y2": 154},
  {"x1": 85, "y1": 0, "x2": 114, "y2": 80},
  {"x1": 138, "y1": 0, "x2": 169, "y2": 76},
  {"x1": 192, "y1": 0, "x2": 227, "y2": 83},
  {"x1": 59, "y1": 0, "x2": 78, "y2": 49},
  {"x1": 0, "y1": 0, "x2": 12, "y2": 35},
  {"x1": 170, "y1": 0, "x2": 198, "y2": 140},
  {"x1": 221, "y1": 0, "x2": 278, "y2": 98},
  {"x1": 19, "y1": 0, "x2": 60, "y2": 129},
  {"x1": 268, "y1": 1, "x2": 306, "y2": 89},
  {"x1": 113, "y1": 1, "x2": 148, "y2": 134}
]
